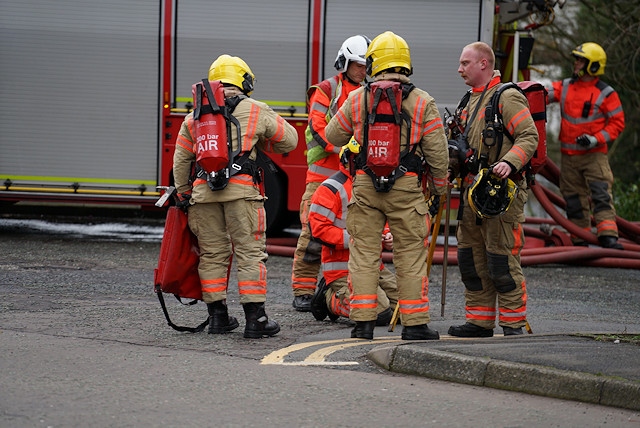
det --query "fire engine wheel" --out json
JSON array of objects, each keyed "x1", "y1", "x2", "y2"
[{"x1": 257, "y1": 157, "x2": 288, "y2": 235}]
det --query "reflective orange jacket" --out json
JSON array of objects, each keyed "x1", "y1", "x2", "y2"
[
  {"x1": 305, "y1": 73, "x2": 361, "y2": 184},
  {"x1": 548, "y1": 77, "x2": 625, "y2": 156}
]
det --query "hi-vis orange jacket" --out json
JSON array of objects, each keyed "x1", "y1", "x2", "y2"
[
  {"x1": 309, "y1": 166, "x2": 388, "y2": 285},
  {"x1": 305, "y1": 73, "x2": 361, "y2": 184},
  {"x1": 308, "y1": 167, "x2": 352, "y2": 284},
  {"x1": 548, "y1": 77, "x2": 625, "y2": 156},
  {"x1": 173, "y1": 96, "x2": 298, "y2": 203}
]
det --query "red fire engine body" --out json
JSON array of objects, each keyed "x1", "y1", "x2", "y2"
[{"x1": 0, "y1": 0, "x2": 563, "y2": 232}]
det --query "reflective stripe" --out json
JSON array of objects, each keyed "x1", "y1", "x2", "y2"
[
  {"x1": 512, "y1": 223, "x2": 524, "y2": 255},
  {"x1": 505, "y1": 106, "x2": 531, "y2": 135},
  {"x1": 324, "y1": 176, "x2": 350, "y2": 227},
  {"x1": 242, "y1": 103, "x2": 260, "y2": 151},
  {"x1": 322, "y1": 261, "x2": 348, "y2": 272},
  {"x1": 351, "y1": 294, "x2": 377, "y2": 309},
  {"x1": 309, "y1": 163, "x2": 338, "y2": 177},
  {"x1": 399, "y1": 299, "x2": 430, "y2": 314},
  {"x1": 334, "y1": 109, "x2": 354, "y2": 134},
  {"x1": 466, "y1": 305, "x2": 496, "y2": 321},
  {"x1": 509, "y1": 145, "x2": 528, "y2": 166},
  {"x1": 239, "y1": 280, "x2": 267, "y2": 295},
  {"x1": 264, "y1": 115, "x2": 287, "y2": 149},
  {"x1": 411, "y1": 96, "x2": 427, "y2": 144},
  {"x1": 310, "y1": 202, "x2": 346, "y2": 230},
  {"x1": 292, "y1": 276, "x2": 317, "y2": 291},
  {"x1": 422, "y1": 116, "x2": 443, "y2": 137},
  {"x1": 330, "y1": 294, "x2": 350, "y2": 317},
  {"x1": 499, "y1": 306, "x2": 526, "y2": 323},
  {"x1": 596, "y1": 219, "x2": 618, "y2": 234},
  {"x1": 310, "y1": 101, "x2": 329, "y2": 115},
  {"x1": 202, "y1": 277, "x2": 228, "y2": 294}
]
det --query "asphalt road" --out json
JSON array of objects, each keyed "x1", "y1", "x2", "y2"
[{"x1": 1, "y1": 218, "x2": 639, "y2": 427}]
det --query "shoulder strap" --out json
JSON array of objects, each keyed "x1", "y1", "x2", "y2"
[
  {"x1": 459, "y1": 82, "x2": 490, "y2": 142},
  {"x1": 487, "y1": 82, "x2": 524, "y2": 143},
  {"x1": 155, "y1": 288, "x2": 209, "y2": 333}
]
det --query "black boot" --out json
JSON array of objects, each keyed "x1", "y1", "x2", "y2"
[
  {"x1": 242, "y1": 302, "x2": 280, "y2": 339},
  {"x1": 207, "y1": 300, "x2": 239, "y2": 334},
  {"x1": 401, "y1": 324, "x2": 440, "y2": 340},
  {"x1": 598, "y1": 235, "x2": 624, "y2": 250},
  {"x1": 350, "y1": 320, "x2": 375, "y2": 339},
  {"x1": 292, "y1": 294, "x2": 313, "y2": 312},
  {"x1": 375, "y1": 307, "x2": 393, "y2": 326},
  {"x1": 503, "y1": 326, "x2": 524, "y2": 336},
  {"x1": 310, "y1": 279, "x2": 330, "y2": 321},
  {"x1": 448, "y1": 322, "x2": 493, "y2": 338}
]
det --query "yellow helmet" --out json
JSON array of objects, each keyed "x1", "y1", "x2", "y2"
[
  {"x1": 467, "y1": 168, "x2": 518, "y2": 219},
  {"x1": 571, "y1": 42, "x2": 606, "y2": 76},
  {"x1": 365, "y1": 31, "x2": 413, "y2": 77},
  {"x1": 208, "y1": 54, "x2": 255, "y2": 95},
  {"x1": 339, "y1": 137, "x2": 361, "y2": 166}
]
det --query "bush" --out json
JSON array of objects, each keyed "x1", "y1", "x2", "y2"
[{"x1": 614, "y1": 180, "x2": 640, "y2": 221}]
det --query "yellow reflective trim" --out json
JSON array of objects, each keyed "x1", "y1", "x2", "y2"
[
  {"x1": 2, "y1": 186, "x2": 160, "y2": 197},
  {"x1": 2, "y1": 175, "x2": 156, "y2": 186}
]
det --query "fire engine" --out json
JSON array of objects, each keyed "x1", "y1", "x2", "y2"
[{"x1": 0, "y1": 0, "x2": 564, "y2": 232}]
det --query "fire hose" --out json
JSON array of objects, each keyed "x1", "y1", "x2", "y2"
[{"x1": 267, "y1": 159, "x2": 640, "y2": 269}]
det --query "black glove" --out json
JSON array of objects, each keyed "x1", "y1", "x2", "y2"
[
  {"x1": 175, "y1": 192, "x2": 191, "y2": 209},
  {"x1": 576, "y1": 134, "x2": 598, "y2": 149},
  {"x1": 428, "y1": 195, "x2": 440, "y2": 218}
]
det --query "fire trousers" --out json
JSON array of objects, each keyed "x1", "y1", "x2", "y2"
[
  {"x1": 291, "y1": 181, "x2": 323, "y2": 296},
  {"x1": 560, "y1": 152, "x2": 618, "y2": 242},
  {"x1": 188, "y1": 199, "x2": 268, "y2": 305},
  {"x1": 346, "y1": 174, "x2": 432, "y2": 326},
  {"x1": 327, "y1": 264, "x2": 398, "y2": 318},
  {"x1": 456, "y1": 186, "x2": 528, "y2": 329}
]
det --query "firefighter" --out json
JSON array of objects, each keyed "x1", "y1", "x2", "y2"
[
  {"x1": 308, "y1": 139, "x2": 398, "y2": 325},
  {"x1": 448, "y1": 42, "x2": 538, "y2": 338},
  {"x1": 546, "y1": 42, "x2": 626, "y2": 249},
  {"x1": 291, "y1": 35, "x2": 371, "y2": 312},
  {"x1": 325, "y1": 31, "x2": 449, "y2": 340},
  {"x1": 172, "y1": 54, "x2": 298, "y2": 338}
]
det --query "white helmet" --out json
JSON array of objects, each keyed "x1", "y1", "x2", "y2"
[{"x1": 334, "y1": 35, "x2": 371, "y2": 73}]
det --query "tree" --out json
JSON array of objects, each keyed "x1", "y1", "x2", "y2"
[{"x1": 533, "y1": 0, "x2": 640, "y2": 184}]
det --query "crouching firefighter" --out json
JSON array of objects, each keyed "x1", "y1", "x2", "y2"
[
  {"x1": 325, "y1": 31, "x2": 450, "y2": 340},
  {"x1": 447, "y1": 42, "x2": 538, "y2": 338},
  {"x1": 172, "y1": 54, "x2": 298, "y2": 338}
]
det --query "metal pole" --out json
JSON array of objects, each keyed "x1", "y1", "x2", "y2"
[{"x1": 441, "y1": 184, "x2": 452, "y2": 317}]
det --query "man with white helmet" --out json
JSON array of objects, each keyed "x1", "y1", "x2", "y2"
[
  {"x1": 173, "y1": 54, "x2": 298, "y2": 338},
  {"x1": 546, "y1": 42, "x2": 626, "y2": 250},
  {"x1": 291, "y1": 35, "x2": 370, "y2": 312}
]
